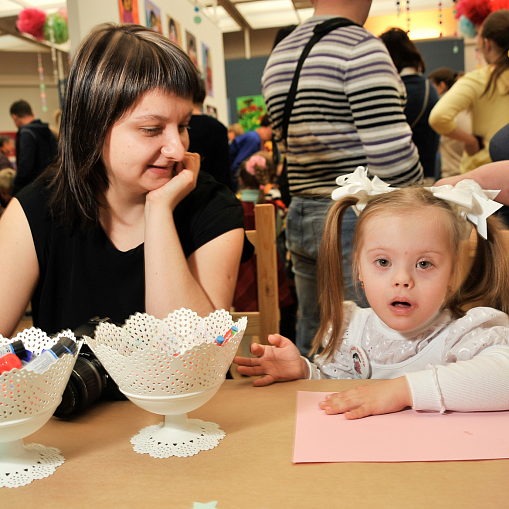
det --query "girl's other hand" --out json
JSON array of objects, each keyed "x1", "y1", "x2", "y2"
[
  {"x1": 234, "y1": 334, "x2": 308, "y2": 386},
  {"x1": 318, "y1": 377, "x2": 413, "y2": 419},
  {"x1": 147, "y1": 152, "x2": 200, "y2": 210}
]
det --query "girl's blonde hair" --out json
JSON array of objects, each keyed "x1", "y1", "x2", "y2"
[{"x1": 311, "y1": 186, "x2": 509, "y2": 359}]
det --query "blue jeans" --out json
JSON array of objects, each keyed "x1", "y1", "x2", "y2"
[{"x1": 286, "y1": 197, "x2": 368, "y2": 356}]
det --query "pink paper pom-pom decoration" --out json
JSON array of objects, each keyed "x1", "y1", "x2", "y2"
[
  {"x1": 57, "y1": 7, "x2": 68, "y2": 22},
  {"x1": 491, "y1": 0, "x2": 509, "y2": 11},
  {"x1": 456, "y1": 0, "x2": 492, "y2": 27},
  {"x1": 16, "y1": 8, "x2": 47, "y2": 40}
]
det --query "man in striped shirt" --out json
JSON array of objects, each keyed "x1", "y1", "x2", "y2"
[{"x1": 262, "y1": 0, "x2": 423, "y2": 355}]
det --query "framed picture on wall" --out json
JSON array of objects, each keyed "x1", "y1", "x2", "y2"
[
  {"x1": 206, "y1": 105, "x2": 218, "y2": 118},
  {"x1": 202, "y1": 42, "x2": 213, "y2": 98},
  {"x1": 167, "y1": 15, "x2": 182, "y2": 46},
  {"x1": 145, "y1": 0, "x2": 162, "y2": 33},
  {"x1": 186, "y1": 31, "x2": 199, "y2": 68},
  {"x1": 236, "y1": 95, "x2": 266, "y2": 132},
  {"x1": 118, "y1": 0, "x2": 139, "y2": 24}
]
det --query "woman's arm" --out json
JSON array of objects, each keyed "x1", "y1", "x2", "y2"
[
  {"x1": 435, "y1": 160, "x2": 509, "y2": 206},
  {"x1": 0, "y1": 199, "x2": 39, "y2": 337},
  {"x1": 429, "y1": 73, "x2": 477, "y2": 136},
  {"x1": 437, "y1": 126, "x2": 480, "y2": 156},
  {"x1": 144, "y1": 152, "x2": 244, "y2": 318}
]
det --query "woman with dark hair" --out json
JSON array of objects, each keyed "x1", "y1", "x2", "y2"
[
  {"x1": 429, "y1": 10, "x2": 509, "y2": 174},
  {"x1": 0, "y1": 23, "x2": 247, "y2": 337},
  {"x1": 380, "y1": 28, "x2": 440, "y2": 183}
]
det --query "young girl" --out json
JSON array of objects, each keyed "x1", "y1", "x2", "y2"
[
  {"x1": 0, "y1": 23, "x2": 247, "y2": 338},
  {"x1": 235, "y1": 167, "x2": 509, "y2": 419}
]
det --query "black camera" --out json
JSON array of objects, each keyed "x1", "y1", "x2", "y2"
[{"x1": 53, "y1": 317, "x2": 126, "y2": 419}]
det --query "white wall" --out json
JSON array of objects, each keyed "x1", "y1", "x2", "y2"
[
  {"x1": 67, "y1": 0, "x2": 228, "y2": 124},
  {"x1": 0, "y1": 51, "x2": 64, "y2": 132}
]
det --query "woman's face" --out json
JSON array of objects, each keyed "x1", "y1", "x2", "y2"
[{"x1": 102, "y1": 89, "x2": 192, "y2": 196}]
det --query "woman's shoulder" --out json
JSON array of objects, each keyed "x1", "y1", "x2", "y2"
[
  {"x1": 456, "y1": 67, "x2": 491, "y2": 91},
  {"x1": 16, "y1": 182, "x2": 52, "y2": 222}
]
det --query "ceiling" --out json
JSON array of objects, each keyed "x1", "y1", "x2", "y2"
[{"x1": 0, "y1": 0, "x2": 456, "y2": 51}]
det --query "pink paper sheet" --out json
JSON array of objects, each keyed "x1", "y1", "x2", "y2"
[{"x1": 293, "y1": 391, "x2": 509, "y2": 463}]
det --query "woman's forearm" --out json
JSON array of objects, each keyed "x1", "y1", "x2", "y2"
[{"x1": 144, "y1": 200, "x2": 215, "y2": 319}]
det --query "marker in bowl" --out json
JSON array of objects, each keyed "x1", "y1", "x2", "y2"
[{"x1": 0, "y1": 340, "x2": 29, "y2": 362}]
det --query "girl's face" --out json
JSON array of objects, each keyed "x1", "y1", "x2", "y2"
[
  {"x1": 357, "y1": 209, "x2": 455, "y2": 332},
  {"x1": 102, "y1": 89, "x2": 192, "y2": 197}
]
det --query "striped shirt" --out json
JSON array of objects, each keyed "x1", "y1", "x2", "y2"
[{"x1": 262, "y1": 16, "x2": 423, "y2": 195}]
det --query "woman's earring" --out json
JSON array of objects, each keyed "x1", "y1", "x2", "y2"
[{"x1": 359, "y1": 280, "x2": 364, "y2": 290}]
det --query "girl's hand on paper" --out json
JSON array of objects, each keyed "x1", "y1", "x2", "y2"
[
  {"x1": 234, "y1": 334, "x2": 308, "y2": 386},
  {"x1": 319, "y1": 377, "x2": 413, "y2": 419}
]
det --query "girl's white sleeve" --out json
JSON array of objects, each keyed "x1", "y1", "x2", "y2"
[{"x1": 405, "y1": 346, "x2": 509, "y2": 412}]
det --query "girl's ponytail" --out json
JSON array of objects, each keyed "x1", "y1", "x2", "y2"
[
  {"x1": 448, "y1": 215, "x2": 509, "y2": 315},
  {"x1": 310, "y1": 196, "x2": 359, "y2": 359}
]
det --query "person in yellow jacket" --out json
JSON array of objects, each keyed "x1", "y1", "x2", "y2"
[{"x1": 429, "y1": 9, "x2": 509, "y2": 174}]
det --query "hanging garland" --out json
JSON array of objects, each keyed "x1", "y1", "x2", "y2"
[
  {"x1": 406, "y1": 0, "x2": 411, "y2": 33},
  {"x1": 438, "y1": 1, "x2": 443, "y2": 37},
  {"x1": 194, "y1": 0, "x2": 202, "y2": 24},
  {"x1": 37, "y1": 52, "x2": 47, "y2": 112}
]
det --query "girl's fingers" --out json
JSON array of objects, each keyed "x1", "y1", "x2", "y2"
[
  {"x1": 252, "y1": 374, "x2": 276, "y2": 387},
  {"x1": 233, "y1": 355, "x2": 261, "y2": 367},
  {"x1": 322, "y1": 397, "x2": 364, "y2": 415}
]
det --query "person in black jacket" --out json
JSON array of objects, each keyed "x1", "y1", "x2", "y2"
[
  {"x1": 9, "y1": 100, "x2": 57, "y2": 195},
  {"x1": 188, "y1": 76, "x2": 234, "y2": 191},
  {"x1": 380, "y1": 28, "x2": 440, "y2": 184}
]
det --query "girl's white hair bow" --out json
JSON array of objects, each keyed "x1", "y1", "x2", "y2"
[
  {"x1": 427, "y1": 179, "x2": 502, "y2": 240},
  {"x1": 332, "y1": 167, "x2": 502, "y2": 240},
  {"x1": 331, "y1": 166, "x2": 396, "y2": 213}
]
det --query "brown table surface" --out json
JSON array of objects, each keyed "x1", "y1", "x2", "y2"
[{"x1": 2, "y1": 379, "x2": 508, "y2": 508}]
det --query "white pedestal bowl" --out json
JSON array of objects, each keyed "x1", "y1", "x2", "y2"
[
  {"x1": 0, "y1": 329, "x2": 80, "y2": 487},
  {"x1": 86, "y1": 309, "x2": 246, "y2": 458}
]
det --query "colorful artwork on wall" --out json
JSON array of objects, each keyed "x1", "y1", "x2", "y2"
[
  {"x1": 236, "y1": 95, "x2": 266, "y2": 132},
  {"x1": 186, "y1": 30, "x2": 199, "y2": 68},
  {"x1": 167, "y1": 15, "x2": 182, "y2": 46},
  {"x1": 145, "y1": 0, "x2": 162, "y2": 33},
  {"x1": 206, "y1": 105, "x2": 218, "y2": 118},
  {"x1": 118, "y1": 0, "x2": 139, "y2": 24},
  {"x1": 202, "y1": 42, "x2": 213, "y2": 98}
]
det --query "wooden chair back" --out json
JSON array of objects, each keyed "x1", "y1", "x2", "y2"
[{"x1": 231, "y1": 204, "x2": 279, "y2": 344}]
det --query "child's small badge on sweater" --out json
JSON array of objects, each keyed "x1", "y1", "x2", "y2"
[{"x1": 350, "y1": 344, "x2": 371, "y2": 379}]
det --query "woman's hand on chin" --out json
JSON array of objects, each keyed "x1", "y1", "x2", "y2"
[{"x1": 146, "y1": 152, "x2": 200, "y2": 211}]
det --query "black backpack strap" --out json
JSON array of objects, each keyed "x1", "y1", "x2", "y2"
[{"x1": 281, "y1": 17, "x2": 359, "y2": 147}]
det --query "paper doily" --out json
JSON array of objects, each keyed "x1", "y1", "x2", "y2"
[
  {"x1": 0, "y1": 443, "x2": 64, "y2": 488},
  {"x1": 131, "y1": 419, "x2": 225, "y2": 458}
]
